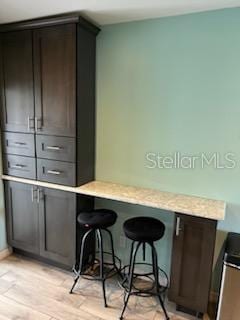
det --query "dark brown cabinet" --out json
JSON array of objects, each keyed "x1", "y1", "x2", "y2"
[
  {"x1": 0, "y1": 30, "x2": 35, "y2": 133},
  {"x1": 4, "y1": 180, "x2": 93, "y2": 268},
  {"x1": 5, "y1": 181, "x2": 39, "y2": 254},
  {"x1": 168, "y1": 213, "x2": 217, "y2": 315},
  {"x1": 1, "y1": 14, "x2": 98, "y2": 272},
  {"x1": 0, "y1": 14, "x2": 99, "y2": 186},
  {"x1": 39, "y1": 188, "x2": 76, "y2": 266},
  {"x1": 34, "y1": 24, "x2": 76, "y2": 137}
]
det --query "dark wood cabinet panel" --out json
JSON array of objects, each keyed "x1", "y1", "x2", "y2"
[
  {"x1": 0, "y1": 31, "x2": 35, "y2": 133},
  {"x1": 3, "y1": 154, "x2": 36, "y2": 179},
  {"x1": 4, "y1": 181, "x2": 78, "y2": 268},
  {"x1": 36, "y1": 135, "x2": 75, "y2": 162},
  {"x1": 4, "y1": 181, "x2": 39, "y2": 254},
  {"x1": 76, "y1": 26, "x2": 96, "y2": 186},
  {"x1": 168, "y1": 213, "x2": 217, "y2": 314},
  {"x1": 37, "y1": 158, "x2": 75, "y2": 186},
  {"x1": 38, "y1": 188, "x2": 76, "y2": 267},
  {"x1": 34, "y1": 24, "x2": 76, "y2": 137},
  {"x1": 4, "y1": 180, "x2": 95, "y2": 269},
  {"x1": 2, "y1": 132, "x2": 35, "y2": 157}
]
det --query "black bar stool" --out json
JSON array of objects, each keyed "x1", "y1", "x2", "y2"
[
  {"x1": 120, "y1": 216, "x2": 169, "y2": 320},
  {"x1": 70, "y1": 208, "x2": 122, "y2": 307}
]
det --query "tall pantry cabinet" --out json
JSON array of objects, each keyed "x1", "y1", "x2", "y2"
[{"x1": 0, "y1": 15, "x2": 100, "y2": 268}]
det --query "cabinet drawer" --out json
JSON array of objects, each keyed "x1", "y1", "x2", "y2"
[
  {"x1": 36, "y1": 135, "x2": 75, "y2": 162},
  {"x1": 2, "y1": 132, "x2": 35, "y2": 157},
  {"x1": 37, "y1": 159, "x2": 76, "y2": 186},
  {"x1": 3, "y1": 155, "x2": 36, "y2": 179}
]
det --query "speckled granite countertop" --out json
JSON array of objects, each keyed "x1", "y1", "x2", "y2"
[{"x1": 2, "y1": 175, "x2": 226, "y2": 220}]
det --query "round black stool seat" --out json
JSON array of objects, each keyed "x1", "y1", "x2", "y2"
[
  {"x1": 77, "y1": 209, "x2": 117, "y2": 229},
  {"x1": 123, "y1": 216, "x2": 165, "y2": 242}
]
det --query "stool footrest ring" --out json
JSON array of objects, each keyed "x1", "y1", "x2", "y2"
[
  {"x1": 119, "y1": 262, "x2": 168, "y2": 296},
  {"x1": 73, "y1": 251, "x2": 122, "y2": 281}
]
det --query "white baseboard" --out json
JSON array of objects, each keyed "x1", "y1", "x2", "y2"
[{"x1": 0, "y1": 247, "x2": 12, "y2": 261}]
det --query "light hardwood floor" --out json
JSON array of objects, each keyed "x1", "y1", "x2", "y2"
[{"x1": 0, "y1": 255, "x2": 210, "y2": 320}]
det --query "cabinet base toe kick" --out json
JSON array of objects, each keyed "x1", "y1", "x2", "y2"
[
  {"x1": 12, "y1": 248, "x2": 73, "y2": 271},
  {"x1": 176, "y1": 305, "x2": 203, "y2": 318}
]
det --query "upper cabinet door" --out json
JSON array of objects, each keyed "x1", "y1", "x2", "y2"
[
  {"x1": 34, "y1": 24, "x2": 76, "y2": 137},
  {"x1": 0, "y1": 31, "x2": 35, "y2": 133}
]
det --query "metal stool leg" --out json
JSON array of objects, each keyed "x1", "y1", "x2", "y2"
[
  {"x1": 70, "y1": 228, "x2": 93, "y2": 294},
  {"x1": 121, "y1": 241, "x2": 135, "y2": 290},
  {"x1": 120, "y1": 241, "x2": 141, "y2": 320},
  {"x1": 105, "y1": 228, "x2": 123, "y2": 279},
  {"x1": 96, "y1": 228, "x2": 108, "y2": 307},
  {"x1": 151, "y1": 243, "x2": 170, "y2": 320},
  {"x1": 128, "y1": 241, "x2": 135, "y2": 276}
]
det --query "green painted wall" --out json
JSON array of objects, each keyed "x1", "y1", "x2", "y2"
[{"x1": 96, "y1": 8, "x2": 240, "y2": 284}]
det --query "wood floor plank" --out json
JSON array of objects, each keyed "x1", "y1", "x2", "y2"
[
  {"x1": 1, "y1": 270, "x2": 85, "y2": 308},
  {"x1": 0, "y1": 256, "x2": 69, "y2": 286},
  {"x1": 0, "y1": 315, "x2": 12, "y2": 320},
  {"x1": 80, "y1": 288, "x2": 157, "y2": 320},
  {"x1": 0, "y1": 255, "x2": 198, "y2": 320},
  {"x1": 4, "y1": 283, "x2": 101, "y2": 320},
  {"x1": 0, "y1": 264, "x2": 9, "y2": 277},
  {"x1": 0, "y1": 295, "x2": 51, "y2": 320},
  {"x1": 0, "y1": 277, "x2": 14, "y2": 294}
]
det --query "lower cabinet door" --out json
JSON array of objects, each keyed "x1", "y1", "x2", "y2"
[
  {"x1": 38, "y1": 187, "x2": 76, "y2": 267},
  {"x1": 168, "y1": 213, "x2": 217, "y2": 314},
  {"x1": 4, "y1": 181, "x2": 39, "y2": 254}
]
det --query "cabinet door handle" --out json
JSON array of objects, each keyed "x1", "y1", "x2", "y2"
[
  {"x1": 45, "y1": 146, "x2": 62, "y2": 151},
  {"x1": 31, "y1": 187, "x2": 36, "y2": 202},
  {"x1": 47, "y1": 170, "x2": 61, "y2": 175},
  {"x1": 31, "y1": 187, "x2": 34, "y2": 202},
  {"x1": 35, "y1": 117, "x2": 42, "y2": 131},
  {"x1": 37, "y1": 188, "x2": 40, "y2": 203},
  {"x1": 176, "y1": 217, "x2": 182, "y2": 236},
  {"x1": 28, "y1": 116, "x2": 30, "y2": 131},
  {"x1": 28, "y1": 116, "x2": 34, "y2": 131}
]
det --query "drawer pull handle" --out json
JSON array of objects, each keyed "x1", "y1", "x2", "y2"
[
  {"x1": 13, "y1": 142, "x2": 27, "y2": 146},
  {"x1": 47, "y1": 170, "x2": 61, "y2": 175},
  {"x1": 11, "y1": 164, "x2": 26, "y2": 169},
  {"x1": 45, "y1": 146, "x2": 62, "y2": 151}
]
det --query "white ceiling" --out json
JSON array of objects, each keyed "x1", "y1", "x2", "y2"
[{"x1": 0, "y1": 0, "x2": 240, "y2": 25}]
